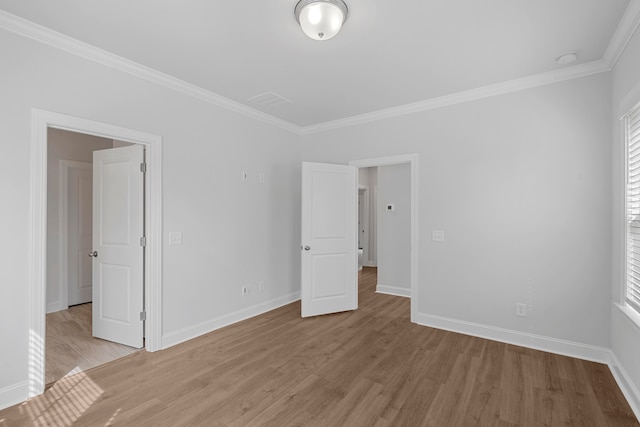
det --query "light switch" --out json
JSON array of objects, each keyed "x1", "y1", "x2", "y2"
[
  {"x1": 169, "y1": 232, "x2": 183, "y2": 245},
  {"x1": 432, "y1": 230, "x2": 445, "y2": 242}
]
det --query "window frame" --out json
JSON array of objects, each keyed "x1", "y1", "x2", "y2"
[{"x1": 624, "y1": 101, "x2": 640, "y2": 316}]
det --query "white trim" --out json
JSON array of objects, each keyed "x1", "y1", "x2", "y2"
[
  {"x1": 2, "y1": 6, "x2": 640, "y2": 136},
  {"x1": 616, "y1": 303, "x2": 640, "y2": 333},
  {"x1": 29, "y1": 108, "x2": 163, "y2": 399},
  {"x1": 415, "y1": 311, "x2": 611, "y2": 364},
  {"x1": 46, "y1": 301, "x2": 62, "y2": 314},
  {"x1": 301, "y1": 61, "x2": 610, "y2": 134},
  {"x1": 376, "y1": 284, "x2": 411, "y2": 298},
  {"x1": 0, "y1": 11, "x2": 302, "y2": 136},
  {"x1": 603, "y1": 0, "x2": 640, "y2": 67},
  {"x1": 619, "y1": 81, "x2": 640, "y2": 120},
  {"x1": 306, "y1": 0, "x2": 640, "y2": 134},
  {"x1": 609, "y1": 352, "x2": 640, "y2": 421},
  {"x1": 618, "y1": 109, "x2": 631, "y2": 305},
  {"x1": 371, "y1": 184, "x2": 377, "y2": 265},
  {"x1": 29, "y1": 110, "x2": 47, "y2": 398},
  {"x1": 349, "y1": 154, "x2": 419, "y2": 323},
  {"x1": 162, "y1": 292, "x2": 301, "y2": 349},
  {"x1": 59, "y1": 160, "x2": 92, "y2": 312},
  {"x1": 357, "y1": 185, "x2": 370, "y2": 265},
  {"x1": 416, "y1": 309, "x2": 640, "y2": 421},
  {"x1": 0, "y1": 381, "x2": 29, "y2": 411}
]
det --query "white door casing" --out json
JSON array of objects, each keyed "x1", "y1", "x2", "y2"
[
  {"x1": 92, "y1": 145, "x2": 144, "y2": 348},
  {"x1": 301, "y1": 162, "x2": 357, "y2": 317},
  {"x1": 350, "y1": 154, "x2": 419, "y2": 322},
  {"x1": 358, "y1": 186, "x2": 370, "y2": 264},
  {"x1": 64, "y1": 161, "x2": 94, "y2": 306},
  {"x1": 30, "y1": 108, "x2": 162, "y2": 399}
]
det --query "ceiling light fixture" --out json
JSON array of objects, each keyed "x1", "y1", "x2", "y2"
[{"x1": 294, "y1": 0, "x2": 348, "y2": 41}]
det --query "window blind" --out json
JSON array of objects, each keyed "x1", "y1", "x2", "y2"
[{"x1": 626, "y1": 103, "x2": 640, "y2": 314}]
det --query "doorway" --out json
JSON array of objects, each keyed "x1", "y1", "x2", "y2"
[
  {"x1": 350, "y1": 154, "x2": 419, "y2": 322},
  {"x1": 45, "y1": 303, "x2": 140, "y2": 384},
  {"x1": 357, "y1": 168, "x2": 377, "y2": 271},
  {"x1": 45, "y1": 129, "x2": 140, "y2": 384},
  {"x1": 29, "y1": 109, "x2": 163, "y2": 397},
  {"x1": 49, "y1": 129, "x2": 113, "y2": 312}
]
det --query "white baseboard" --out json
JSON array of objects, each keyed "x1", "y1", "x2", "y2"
[
  {"x1": 364, "y1": 262, "x2": 377, "y2": 267},
  {"x1": 162, "y1": 291, "x2": 301, "y2": 349},
  {"x1": 609, "y1": 352, "x2": 640, "y2": 422},
  {"x1": 46, "y1": 301, "x2": 62, "y2": 313},
  {"x1": 0, "y1": 381, "x2": 28, "y2": 411},
  {"x1": 417, "y1": 311, "x2": 639, "y2": 422},
  {"x1": 376, "y1": 284, "x2": 411, "y2": 298},
  {"x1": 415, "y1": 311, "x2": 611, "y2": 363}
]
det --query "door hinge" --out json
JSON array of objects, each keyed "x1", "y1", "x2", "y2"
[
  {"x1": 140, "y1": 311, "x2": 146, "y2": 321},
  {"x1": 140, "y1": 236, "x2": 147, "y2": 247},
  {"x1": 140, "y1": 162, "x2": 147, "y2": 173}
]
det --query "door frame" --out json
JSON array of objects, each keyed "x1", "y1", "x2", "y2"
[
  {"x1": 358, "y1": 185, "x2": 370, "y2": 266},
  {"x1": 29, "y1": 108, "x2": 163, "y2": 397},
  {"x1": 59, "y1": 159, "x2": 93, "y2": 311},
  {"x1": 349, "y1": 154, "x2": 419, "y2": 322}
]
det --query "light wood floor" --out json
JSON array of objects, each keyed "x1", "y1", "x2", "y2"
[
  {"x1": 1, "y1": 267, "x2": 637, "y2": 426},
  {"x1": 45, "y1": 303, "x2": 139, "y2": 385}
]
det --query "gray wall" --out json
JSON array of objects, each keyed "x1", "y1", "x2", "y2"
[
  {"x1": 611, "y1": 20, "x2": 640, "y2": 412},
  {"x1": 302, "y1": 73, "x2": 612, "y2": 348},
  {"x1": 2, "y1": 14, "x2": 639, "y2": 414},
  {"x1": 377, "y1": 164, "x2": 411, "y2": 293},
  {"x1": 0, "y1": 28, "x2": 300, "y2": 404}
]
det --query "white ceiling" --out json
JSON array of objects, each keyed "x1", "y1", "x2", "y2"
[{"x1": 0, "y1": 0, "x2": 634, "y2": 128}]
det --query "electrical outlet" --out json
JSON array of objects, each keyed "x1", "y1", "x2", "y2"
[
  {"x1": 258, "y1": 281, "x2": 265, "y2": 292},
  {"x1": 242, "y1": 286, "x2": 250, "y2": 296},
  {"x1": 516, "y1": 303, "x2": 527, "y2": 317}
]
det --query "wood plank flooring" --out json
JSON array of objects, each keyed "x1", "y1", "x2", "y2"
[
  {"x1": 45, "y1": 303, "x2": 140, "y2": 385},
  {"x1": 1, "y1": 267, "x2": 637, "y2": 426}
]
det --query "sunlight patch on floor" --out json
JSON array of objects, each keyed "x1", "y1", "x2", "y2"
[{"x1": 21, "y1": 369, "x2": 104, "y2": 427}]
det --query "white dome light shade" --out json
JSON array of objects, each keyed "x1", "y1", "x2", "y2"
[{"x1": 295, "y1": 0, "x2": 348, "y2": 41}]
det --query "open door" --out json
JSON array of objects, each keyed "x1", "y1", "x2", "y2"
[
  {"x1": 91, "y1": 145, "x2": 144, "y2": 348},
  {"x1": 301, "y1": 162, "x2": 357, "y2": 317}
]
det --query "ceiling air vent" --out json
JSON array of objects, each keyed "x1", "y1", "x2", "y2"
[{"x1": 248, "y1": 92, "x2": 292, "y2": 109}]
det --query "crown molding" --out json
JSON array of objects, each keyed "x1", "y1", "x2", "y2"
[
  {"x1": 2, "y1": 3, "x2": 639, "y2": 136},
  {"x1": 0, "y1": 10, "x2": 304, "y2": 135},
  {"x1": 603, "y1": 0, "x2": 640, "y2": 68},
  {"x1": 301, "y1": 60, "x2": 611, "y2": 135},
  {"x1": 302, "y1": 0, "x2": 640, "y2": 134}
]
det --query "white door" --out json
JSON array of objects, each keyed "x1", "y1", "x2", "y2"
[
  {"x1": 301, "y1": 162, "x2": 357, "y2": 317},
  {"x1": 91, "y1": 145, "x2": 144, "y2": 348},
  {"x1": 67, "y1": 162, "x2": 93, "y2": 306}
]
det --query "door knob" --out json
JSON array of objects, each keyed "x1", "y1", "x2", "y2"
[
  {"x1": 304, "y1": 246, "x2": 311, "y2": 251},
  {"x1": 88, "y1": 251, "x2": 98, "y2": 257}
]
